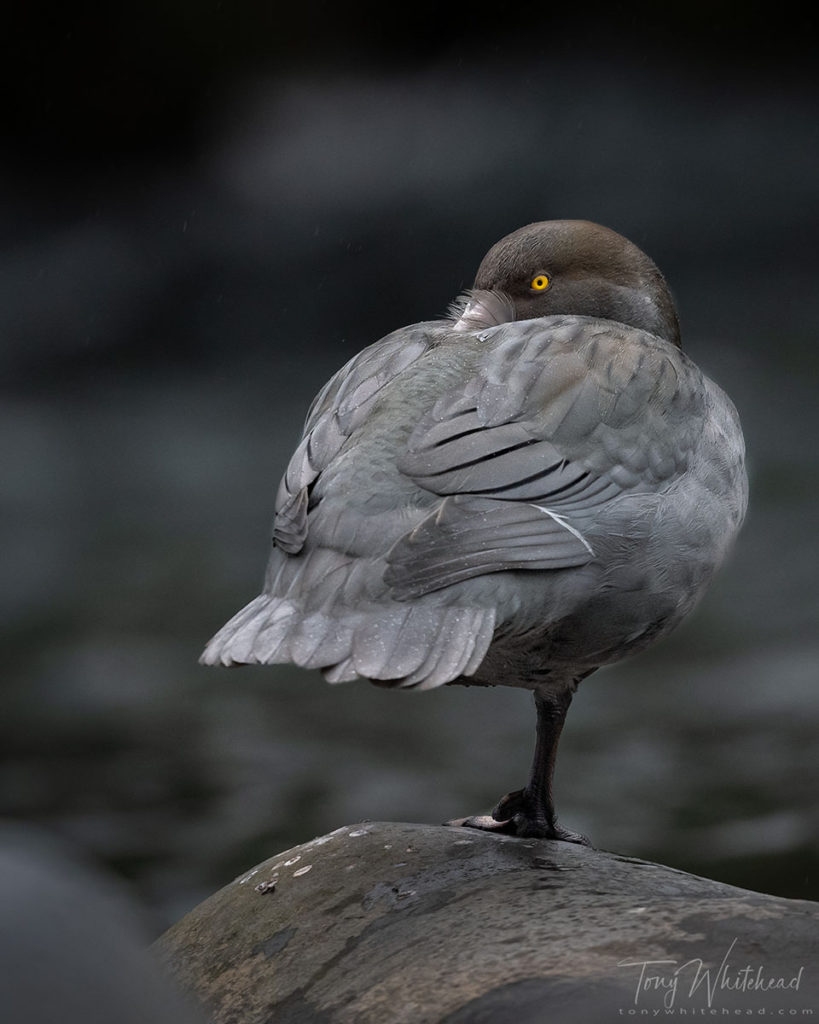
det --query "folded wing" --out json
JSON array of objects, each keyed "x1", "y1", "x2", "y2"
[{"x1": 386, "y1": 317, "x2": 700, "y2": 599}]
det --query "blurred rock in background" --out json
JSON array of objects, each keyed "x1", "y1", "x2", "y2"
[{"x1": 0, "y1": 823, "x2": 204, "y2": 1023}]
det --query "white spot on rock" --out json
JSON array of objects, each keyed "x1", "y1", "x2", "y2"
[{"x1": 293, "y1": 865, "x2": 313, "y2": 877}]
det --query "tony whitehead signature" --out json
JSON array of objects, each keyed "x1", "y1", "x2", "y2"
[{"x1": 618, "y1": 938, "x2": 806, "y2": 1009}]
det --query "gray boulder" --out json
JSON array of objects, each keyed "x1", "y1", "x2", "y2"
[{"x1": 157, "y1": 821, "x2": 818, "y2": 1023}]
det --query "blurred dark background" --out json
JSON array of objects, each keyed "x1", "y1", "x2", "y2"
[{"x1": 2, "y1": 2, "x2": 817, "y2": 934}]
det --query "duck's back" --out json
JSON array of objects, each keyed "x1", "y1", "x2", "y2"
[{"x1": 201, "y1": 312, "x2": 746, "y2": 689}]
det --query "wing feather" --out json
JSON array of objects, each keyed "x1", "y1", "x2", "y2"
[
  {"x1": 385, "y1": 496, "x2": 594, "y2": 598},
  {"x1": 272, "y1": 325, "x2": 434, "y2": 553},
  {"x1": 386, "y1": 317, "x2": 701, "y2": 599}
]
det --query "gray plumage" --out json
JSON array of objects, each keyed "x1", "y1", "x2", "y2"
[{"x1": 202, "y1": 220, "x2": 747, "y2": 839}]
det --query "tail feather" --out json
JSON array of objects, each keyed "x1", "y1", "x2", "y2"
[
  {"x1": 200, "y1": 595, "x2": 268, "y2": 666},
  {"x1": 289, "y1": 613, "x2": 354, "y2": 669},
  {"x1": 323, "y1": 656, "x2": 359, "y2": 684},
  {"x1": 352, "y1": 606, "x2": 437, "y2": 680},
  {"x1": 403, "y1": 607, "x2": 496, "y2": 690},
  {"x1": 201, "y1": 592, "x2": 496, "y2": 689},
  {"x1": 462, "y1": 608, "x2": 497, "y2": 677},
  {"x1": 398, "y1": 618, "x2": 454, "y2": 688},
  {"x1": 249, "y1": 603, "x2": 300, "y2": 663}
]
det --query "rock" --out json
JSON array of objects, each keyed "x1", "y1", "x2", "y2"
[
  {"x1": 156, "y1": 821, "x2": 818, "y2": 1023},
  {"x1": 0, "y1": 822, "x2": 206, "y2": 1024}
]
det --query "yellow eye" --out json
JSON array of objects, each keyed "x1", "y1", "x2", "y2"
[{"x1": 530, "y1": 274, "x2": 550, "y2": 291}]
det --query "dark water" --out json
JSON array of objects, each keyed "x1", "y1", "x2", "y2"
[{"x1": 2, "y1": 50, "x2": 818, "y2": 933}]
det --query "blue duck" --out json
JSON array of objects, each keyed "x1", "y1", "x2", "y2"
[{"x1": 202, "y1": 220, "x2": 748, "y2": 842}]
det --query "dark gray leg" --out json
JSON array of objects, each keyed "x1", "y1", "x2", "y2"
[{"x1": 449, "y1": 686, "x2": 590, "y2": 845}]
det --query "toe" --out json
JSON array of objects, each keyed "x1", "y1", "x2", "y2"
[
  {"x1": 445, "y1": 814, "x2": 515, "y2": 833},
  {"x1": 551, "y1": 824, "x2": 592, "y2": 846},
  {"x1": 490, "y1": 789, "x2": 527, "y2": 821}
]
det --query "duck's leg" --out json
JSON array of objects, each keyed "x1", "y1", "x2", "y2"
[{"x1": 449, "y1": 685, "x2": 590, "y2": 845}]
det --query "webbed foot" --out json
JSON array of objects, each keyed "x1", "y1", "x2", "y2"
[
  {"x1": 445, "y1": 684, "x2": 592, "y2": 845},
  {"x1": 446, "y1": 788, "x2": 590, "y2": 845}
]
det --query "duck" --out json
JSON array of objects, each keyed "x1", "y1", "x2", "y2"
[{"x1": 202, "y1": 220, "x2": 748, "y2": 843}]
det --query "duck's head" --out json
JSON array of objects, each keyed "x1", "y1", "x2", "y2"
[{"x1": 451, "y1": 220, "x2": 681, "y2": 348}]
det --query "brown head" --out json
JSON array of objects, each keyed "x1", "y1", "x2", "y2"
[{"x1": 452, "y1": 220, "x2": 681, "y2": 347}]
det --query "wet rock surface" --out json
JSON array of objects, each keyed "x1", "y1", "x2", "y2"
[{"x1": 156, "y1": 821, "x2": 818, "y2": 1023}]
